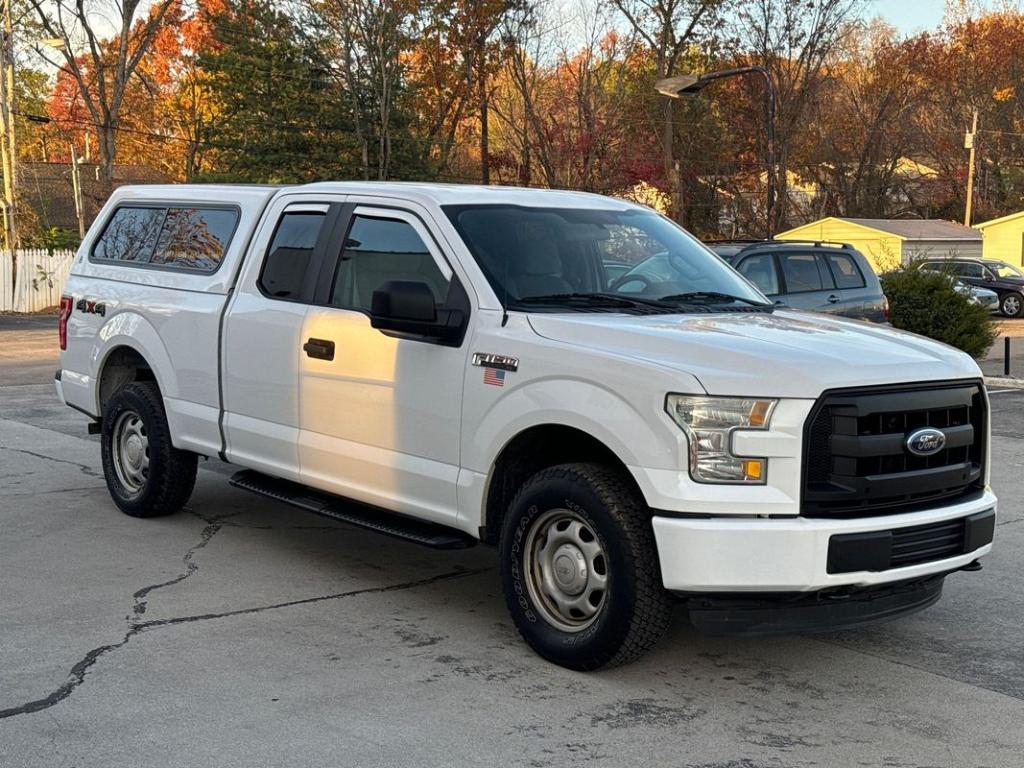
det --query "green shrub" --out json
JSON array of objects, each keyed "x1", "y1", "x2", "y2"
[{"x1": 879, "y1": 268, "x2": 997, "y2": 358}]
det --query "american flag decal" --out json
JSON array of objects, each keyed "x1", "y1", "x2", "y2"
[{"x1": 483, "y1": 367, "x2": 506, "y2": 387}]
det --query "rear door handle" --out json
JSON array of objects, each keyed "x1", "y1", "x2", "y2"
[
  {"x1": 303, "y1": 338, "x2": 335, "y2": 361},
  {"x1": 827, "y1": 294, "x2": 840, "y2": 304}
]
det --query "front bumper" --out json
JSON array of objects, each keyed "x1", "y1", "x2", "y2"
[{"x1": 652, "y1": 489, "x2": 996, "y2": 592}]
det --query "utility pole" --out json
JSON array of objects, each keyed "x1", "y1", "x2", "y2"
[
  {"x1": 964, "y1": 108, "x2": 979, "y2": 227},
  {"x1": 0, "y1": 0, "x2": 15, "y2": 251},
  {"x1": 70, "y1": 144, "x2": 85, "y2": 239}
]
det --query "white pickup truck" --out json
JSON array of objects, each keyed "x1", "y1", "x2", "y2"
[{"x1": 57, "y1": 182, "x2": 996, "y2": 669}]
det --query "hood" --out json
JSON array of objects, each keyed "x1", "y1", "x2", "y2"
[{"x1": 527, "y1": 310, "x2": 981, "y2": 398}]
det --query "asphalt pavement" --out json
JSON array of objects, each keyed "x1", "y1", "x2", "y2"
[{"x1": 2, "y1": 314, "x2": 1024, "y2": 767}]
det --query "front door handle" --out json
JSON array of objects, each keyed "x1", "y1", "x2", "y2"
[
  {"x1": 827, "y1": 294, "x2": 840, "y2": 304},
  {"x1": 303, "y1": 338, "x2": 335, "y2": 361}
]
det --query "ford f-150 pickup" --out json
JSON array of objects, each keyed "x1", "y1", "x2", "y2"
[{"x1": 56, "y1": 182, "x2": 996, "y2": 669}]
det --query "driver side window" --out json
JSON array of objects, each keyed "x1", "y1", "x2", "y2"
[
  {"x1": 957, "y1": 262, "x2": 984, "y2": 278},
  {"x1": 736, "y1": 253, "x2": 780, "y2": 295},
  {"x1": 331, "y1": 214, "x2": 450, "y2": 311}
]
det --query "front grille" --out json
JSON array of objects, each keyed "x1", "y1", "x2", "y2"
[{"x1": 803, "y1": 381, "x2": 986, "y2": 518}]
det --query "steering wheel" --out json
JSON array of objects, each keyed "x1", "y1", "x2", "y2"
[{"x1": 609, "y1": 273, "x2": 654, "y2": 293}]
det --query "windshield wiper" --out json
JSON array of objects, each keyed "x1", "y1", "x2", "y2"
[
  {"x1": 658, "y1": 291, "x2": 772, "y2": 307},
  {"x1": 511, "y1": 292, "x2": 675, "y2": 309}
]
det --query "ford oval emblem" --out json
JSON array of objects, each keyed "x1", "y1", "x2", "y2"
[{"x1": 906, "y1": 427, "x2": 946, "y2": 456}]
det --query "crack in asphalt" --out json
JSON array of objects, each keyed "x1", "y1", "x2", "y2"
[
  {"x1": 134, "y1": 567, "x2": 490, "y2": 630},
  {"x1": 0, "y1": 445, "x2": 102, "y2": 479},
  {"x1": 0, "y1": 511, "x2": 490, "y2": 722}
]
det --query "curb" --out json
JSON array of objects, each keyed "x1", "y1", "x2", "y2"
[{"x1": 984, "y1": 376, "x2": 1024, "y2": 389}]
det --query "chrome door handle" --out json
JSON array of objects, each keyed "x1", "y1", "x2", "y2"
[{"x1": 827, "y1": 294, "x2": 840, "y2": 304}]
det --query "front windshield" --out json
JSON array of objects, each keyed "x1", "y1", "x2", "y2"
[
  {"x1": 444, "y1": 204, "x2": 768, "y2": 311},
  {"x1": 991, "y1": 261, "x2": 1024, "y2": 278}
]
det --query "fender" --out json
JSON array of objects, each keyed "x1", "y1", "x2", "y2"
[
  {"x1": 90, "y1": 311, "x2": 176, "y2": 414},
  {"x1": 458, "y1": 376, "x2": 695, "y2": 532},
  {"x1": 470, "y1": 374, "x2": 698, "y2": 476}
]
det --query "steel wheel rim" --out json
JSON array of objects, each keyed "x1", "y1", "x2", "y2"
[
  {"x1": 112, "y1": 410, "x2": 150, "y2": 494},
  {"x1": 523, "y1": 508, "x2": 609, "y2": 633},
  {"x1": 1006, "y1": 295, "x2": 1021, "y2": 316}
]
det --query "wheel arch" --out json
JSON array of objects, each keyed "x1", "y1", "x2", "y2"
[
  {"x1": 479, "y1": 423, "x2": 647, "y2": 545},
  {"x1": 92, "y1": 315, "x2": 175, "y2": 416}
]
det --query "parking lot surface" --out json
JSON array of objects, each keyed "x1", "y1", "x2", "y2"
[{"x1": 2, "y1": 313, "x2": 1024, "y2": 768}]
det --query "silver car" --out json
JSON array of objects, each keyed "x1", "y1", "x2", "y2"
[{"x1": 954, "y1": 279, "x2": 1000, "y2": 312}]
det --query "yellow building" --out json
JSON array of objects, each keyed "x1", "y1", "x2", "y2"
[
  {"x1": 777, "y1": 217, "x2": 982, "y2": 272},
  {"x1": 975, "y1": 211, "x2": 1024, "y2": 267}
]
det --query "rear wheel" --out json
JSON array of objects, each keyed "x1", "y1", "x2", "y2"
[
  {"x1": 101, "y1": 381, "x2": 197, "y2": 518},
  {"x1": 499, "y1": 463, "x2": 672, "y2": 670},
  {"x1": 1000, "y1": 292, "x2": 1023, "y2": 317}
]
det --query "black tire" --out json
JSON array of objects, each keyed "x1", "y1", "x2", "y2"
[
  {"x1": 1000, "y1": 291, "x2": 1023, "y2": 318},
  {"x1": 499, "y1": 463, "x2": 672, "y2": 670},
  {"x1": 101, "y1": 381, "x2": 197, "y2": 518}
]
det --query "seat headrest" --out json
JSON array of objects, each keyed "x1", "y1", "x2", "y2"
[{"x1": 515, "y1": 239, "x2": 561, "y2": 276}]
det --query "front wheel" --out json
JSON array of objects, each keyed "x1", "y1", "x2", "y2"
[
  {"x1": 1000, "y1": 291, "x2": 1023, "y2": 317},
  {"x1": 101, "y1": 381, "x2": 197, "y2": 517},
  {"x1": 499, "y1": 463, "x2": 672, "y2": 670}
]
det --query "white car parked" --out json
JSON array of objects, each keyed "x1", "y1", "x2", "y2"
[{"x1": 57, "y1": 183, "x2": 996, "y2": 669}]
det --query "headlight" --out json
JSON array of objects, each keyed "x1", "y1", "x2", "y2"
[{"x1": 665, "y1": 395, "x2": 777, "y2": 484}]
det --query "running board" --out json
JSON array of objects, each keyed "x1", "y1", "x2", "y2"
[{"x1": 228, "y1": 469, "x2": 476, "y2": 550}]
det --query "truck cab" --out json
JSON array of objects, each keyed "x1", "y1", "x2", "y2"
[{"x1": 57, "y1": 183, "x2": 996, "y2": 670}]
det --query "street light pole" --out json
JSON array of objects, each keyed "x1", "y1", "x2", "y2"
[
  {"x1": 964, "y1": 108, "x2": 979, "y2": 227},
  {"x1": 655, "y1": 66, "x2": 777, "y2": 239},
  {"x1": 0, "y1": 0, "x2": 16, "y2": 251}
]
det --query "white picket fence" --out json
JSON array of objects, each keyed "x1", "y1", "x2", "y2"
[{"x1": 0, "y1": 249, "x2": 77, "y2": 313}]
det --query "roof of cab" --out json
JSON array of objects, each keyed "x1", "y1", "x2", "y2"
[
  {"x1": 298, "y1": 181, "x2": 634, "y2": 209},
  {"x1": 106, "y1": 183, "x2": 281, "y2": 206},
  {"x1": 109, "y1": 181, "x2": 636, "y2": 210}
]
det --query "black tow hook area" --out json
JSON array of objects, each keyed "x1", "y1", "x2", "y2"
[
  {"x1": 960, "y1": 559, "x2": 983, "y2": 572},
  {"x1": 684, "y1": 574, "x2": 947, "y2": 636}
]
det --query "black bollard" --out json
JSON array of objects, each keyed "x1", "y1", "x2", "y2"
[{"x1": 1005, "y1": 336, "x2": 1011, "y2": 377}]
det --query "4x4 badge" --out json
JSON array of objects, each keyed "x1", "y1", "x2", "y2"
[{"x1": 472, "y1": 352, "x2": 518, "y2": 372}]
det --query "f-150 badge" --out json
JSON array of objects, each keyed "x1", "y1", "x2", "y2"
[{"x1": 472, "y1": 352, "x2": 518, "y2": 372}]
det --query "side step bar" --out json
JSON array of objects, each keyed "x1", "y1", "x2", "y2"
[{"x1": 228, "y1": 469, "x2": 476, "y2": 550}]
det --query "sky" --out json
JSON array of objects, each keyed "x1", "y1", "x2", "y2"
[
  {"x1": 868, "y1": 0, "x2": 1020, "y2": 33},
  {"x1": 869, "y1": 0, "x2": 948, "y2": 32}
]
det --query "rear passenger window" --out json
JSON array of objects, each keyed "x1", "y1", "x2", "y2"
[
  {"x1": 92, "y1": 205, "x2": 238, "y2": 272},
  {"x1": 259, "y1": 211, "x2": 327, "y2": 300},
  {"x1": 827, "y1": 253, "x2": 866, "y2": 289},
  {"x1": 331, "y1": 215, "x2": 449, "y2": 311},
  {"x1": 779, "y1": 253, "x2": 831, "y2": 292},
  {"x1": 150, "y1": 208, "x2": 238, "y2": 271},
  {"x1": 93, "y1": 207, "x2": 164, "y2": 263}
]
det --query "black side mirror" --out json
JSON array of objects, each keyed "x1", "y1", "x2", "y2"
[
  {"x1": 371, "y1": 280, "x2": 437, "y2": 322},
  {"x1": 370, "y1": 280, "x2": 465, "y2": 344}
]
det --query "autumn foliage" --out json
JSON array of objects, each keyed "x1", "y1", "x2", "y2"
[{"x1": 15, "y1": 0, "x2": 1024, "y2": 243}]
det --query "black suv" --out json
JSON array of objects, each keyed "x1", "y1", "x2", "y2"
[
  {"x1": 706, "y1": 240, "x2": 888, "y2": 323},
  {"x1": 918, "y1": 258, "x2": 1024, "y2": 317}
]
